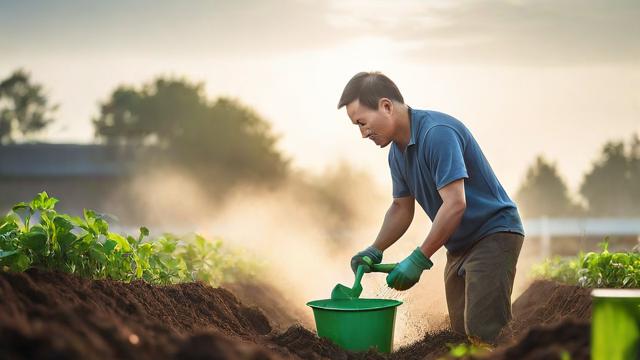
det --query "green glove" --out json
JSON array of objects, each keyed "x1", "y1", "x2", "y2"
[
  {"x1": 351, "y1": 246, "x2": 383, "y2": 274},
  {"x1": 386, "y1": 247, "x2": 433, "y2": 290}
]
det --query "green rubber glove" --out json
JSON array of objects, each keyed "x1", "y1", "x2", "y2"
[
  {"x1": 351, "y1": 246, "x2": 383, "y2": 274},
  {"x1": 386, "y1": 247, "x2": 433, "y2": 290}
]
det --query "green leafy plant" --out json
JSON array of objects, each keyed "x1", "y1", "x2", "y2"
[
  {"x1": 446, "y1": 342, "x2": 490, "y2": 358},
  {"x1": 533, "y1": 241, "x2": 640, "y2": 288},
  {"x1": 532, "y1": 256, "x2": 582, "y2": 285},
  {"x1": 0, "y1": 192, "x2": 257, "y2": 286}
]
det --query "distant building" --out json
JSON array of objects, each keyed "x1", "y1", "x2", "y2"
[{"x1": 0, "y1": 143, "x2": 141, "y2": 218}]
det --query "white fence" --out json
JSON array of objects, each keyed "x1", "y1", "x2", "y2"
[{"x1": 523, "y1": 218, "x2": 640, "y2": 258}]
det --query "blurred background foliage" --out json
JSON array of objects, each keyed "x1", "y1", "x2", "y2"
[
  {"x1": 2, "y1": 68, "x2": 639, "y2": 226},
  {"x1": 0, "y1": 69, "x2": 57, "y2": 144},
  {"x1": 93, "y1": 77, "x2": 289, "y2": 191},
  {"x1": 515, "y1": 135, "x2": 640, "y2": 218}
]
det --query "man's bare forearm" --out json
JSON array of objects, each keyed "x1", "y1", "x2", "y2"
[
  {"x1": 372, "y1": 199, "x2": 414, "y2": 251},
  {"x1": 419, "y1": 201, "x2": 465, "y2": 258}
]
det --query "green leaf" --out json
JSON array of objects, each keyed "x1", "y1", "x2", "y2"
[
  {"x1": 90, "y1": 246, "x2": 108, "y2": 265},
  {"x1": 30, "y1": 192, "x2": 49, "y2": 210},
  {"x1": 138, "y1": 243, "x2": 153, "y2": 257},
  {"x1": 29, "y1": 191, "x2": 58, "y2": 210},
  {"x1": 0, "y1": 221, "x2": 19, "y2": 235},
  {"x1": 107, "y1": 233, "x2": 131, "y2": 252},
  {"x1": 44, "y1": 196, "x2": 59, "y2": 210},
  {"x1": 83, "y1": 209, "x2": 96, "y2": 223},
  {"x1": 156, "y1": 236, "x2": 177, "y2": 253},
  {"x1": 53, "y1": 215, "x2": 74, "y2": 233},
  {"x1": 94, "y1": 218, "x2": 109, "y2": 235},
  {"x1": 57, "y1": 232, "x2": 77, "y2": 251},
  {"x1": 68, "y1": 215, "x2": 86, "y2": 227},
  {"x1": 10, "y1": 253, "x2": 31, "y2": 271},
  {"x1": 12, "y1": 202, "x2": 31, "y2": 213},
  {"x1": 21, "y1": 227, "x2": 48, "y2": 254},
  {"x1": 126, "y1": 235, "x2": 138, "y2": 248},
  {"x1": 103, "y1": 239, "x2": 118, "y2": 254}
]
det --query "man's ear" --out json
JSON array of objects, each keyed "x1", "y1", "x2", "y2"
[{"x1": 378, "y1": 98, "x2": 392, "y2": 114}]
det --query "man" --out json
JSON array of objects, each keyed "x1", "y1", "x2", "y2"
[{"x1": 338, "y1": 72, "x2": 525, "y2": 344}]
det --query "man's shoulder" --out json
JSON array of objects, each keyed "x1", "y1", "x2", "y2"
[
  {"x1": 412, "y1": 108, "x2": 455, "y2": 121},
  {"x1": 413, "y1": 109, "x2": 465, "y2": 132},
  {"x1": 412, "y1": 109, "x2": 467, "y2": 144}
]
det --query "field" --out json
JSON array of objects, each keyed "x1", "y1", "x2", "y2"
[
  {"x1": 0, "y1": 193, "x2": 610, "y2": 359},
  {"x1": 0, "y1": 269, "x2": 591, "y2": 359}
]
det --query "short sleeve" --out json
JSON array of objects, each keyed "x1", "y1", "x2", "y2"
[
  {"x1": 424, "y1": 126, "x2": 469, "y2": 190},
  {"x1": 388, "y1": 150, "x2": 411, "y2": 198}
]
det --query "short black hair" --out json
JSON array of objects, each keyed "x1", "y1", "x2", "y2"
[{"x1": 337, "y1": 72, "x2": 404, "y2": 110}]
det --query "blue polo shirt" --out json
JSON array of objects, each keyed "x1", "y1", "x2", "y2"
[{"x1": 389, "y1": 107, "x2": 524, "y2": 253}]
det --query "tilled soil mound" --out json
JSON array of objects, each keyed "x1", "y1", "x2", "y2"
[
  {"x1": 488, "y1": 320, "x2": 589, "y2": 360},
  {"x1": 0, "y1": 268, "x2": 278, "y2": 360},
  {"x1": 483, "y1": 280, "x2": 592, "y2": 360},
  {"x1": 223, "y1": 281, "x2": 313, "y2": 331},
  {"x1": 0, "y1": 270, "x2": 592, "y2": 360},
  {"x1": 501, "y1": 279, "x2": 592, "y2": 342}
]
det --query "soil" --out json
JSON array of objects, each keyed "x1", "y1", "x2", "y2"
[
  {"x1": 488, "y1": 320, "x2": 590, "y2": 360},
  {"x1": 223, "y1": 281, "x2": 313, "y2": 331},
  {"x1": 0, "y1": 270, "x2": 593, "y2": 360},
  {"x1": 500, "y1": 279, "x2": 592, "y2": 343},
  {"x1": 0, "y1": 269, "x2": 278, "y2": 360},
  {"x1": 479, "y1": 280, "x2": 593, "y2": 360}
]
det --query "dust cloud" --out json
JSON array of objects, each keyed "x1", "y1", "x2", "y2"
[
  {"x1": 115, "y1": 165, "x2": 540, "y2": 347},
  {"x1": 199, "y1": 183, "x2": 456, "y2": 346}
]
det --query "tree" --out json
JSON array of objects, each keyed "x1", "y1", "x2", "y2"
[
  {"x1": 93, "y1": 77, "x2": 289, "y2": 187},
  {"x1": 94, "y1": 79, "x2": 206, "y2": 146},
  {"x1": 580, "y1": 135, "x2": 640, "y2": 217},
  {"x1": 515, "y1": 156, "x2": 581, "y2": 218},
  {"x1": 0, "y1": 69, "x2": 57, "y2": 144},
  {"x1": 175, "y1": 97, "x2": 289, "y2": 183},
  {"x1": 92, "y1": 87, "x2": 145, "y2": 143}
]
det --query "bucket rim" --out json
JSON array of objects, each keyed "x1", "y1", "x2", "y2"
[{"x1": 306, "y1": 298, "x2": 403, "y2": 311}]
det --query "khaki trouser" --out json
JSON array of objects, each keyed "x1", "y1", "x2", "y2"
[{"x1": 444, "y1": 231, "x2": 524, "y2": 343}]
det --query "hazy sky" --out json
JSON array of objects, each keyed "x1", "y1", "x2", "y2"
[{"x1": 2, "y1": 0, "x2": 639, "y2": 195}]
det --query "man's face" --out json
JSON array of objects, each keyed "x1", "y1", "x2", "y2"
[{"x1": 346, "y1": 99, "x2": 394, "y2": 148}]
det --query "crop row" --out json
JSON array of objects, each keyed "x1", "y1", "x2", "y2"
[
  {"x1": 0, "y1": 192, "x2": 256, "y2": 286},
  {"x1": 533, "y1": 242, "x2": 640, "y2": 288}
]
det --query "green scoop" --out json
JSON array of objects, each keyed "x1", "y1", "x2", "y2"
[{"x1": 330, "y1": 256, "x2": 398, "y2": 300}]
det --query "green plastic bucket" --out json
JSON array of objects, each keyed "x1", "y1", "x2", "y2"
[
  {"x1": 591, "y1": 289, "x2": 640, "y2": 360},
  {"x1": 306, "y1": 298, "x2": 402, "y2": 353}
]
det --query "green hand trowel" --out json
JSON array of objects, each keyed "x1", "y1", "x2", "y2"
[{"x1": 331, "y1": 256, "x2": 398, "y2": 300}]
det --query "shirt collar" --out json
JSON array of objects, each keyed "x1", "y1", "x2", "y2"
[{"x1": 407, "y1": 106, "x2": 416, "y2": 148}]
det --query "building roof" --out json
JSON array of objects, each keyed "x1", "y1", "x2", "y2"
[{"x1": 0, "y1": 143, "x2": 143, "y2": 177}]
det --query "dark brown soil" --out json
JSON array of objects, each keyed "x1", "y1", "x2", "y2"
[
  {"x1": 499, "y1": 280, "x2": 592, "y2": 344},
  {"x1": 391, "y1": 330, "x2": 468, "y2": 360},
  {"x1": 489, "y1": 320, "x2": 589, "y2": 360},
  {"x1": 269, "y1": 325, "x2": 465, "y2": 360},
  {"x1": 482, "y1": 280, "x2": 593, "y2": 360},
  {"x1": 0, "y1": 270, "x2": 592, "y2": 360},
  {"x1": 0, "y1": 268, "x2": 279, "y2": 360},
  {"x1": 223, "y1": 281, "x2": 313, "y2": 331}
]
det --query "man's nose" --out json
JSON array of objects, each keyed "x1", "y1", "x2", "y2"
[{"x1": 360, "y1": 127, "x2": 369, "y2": 138}]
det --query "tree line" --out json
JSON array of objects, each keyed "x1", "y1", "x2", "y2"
[
  {"x1": 515, "y1": 136, "x2": 640, "y2": 218},
  {"x1": 0, "y1": 69, "x2": 288, "y2": 193}
]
